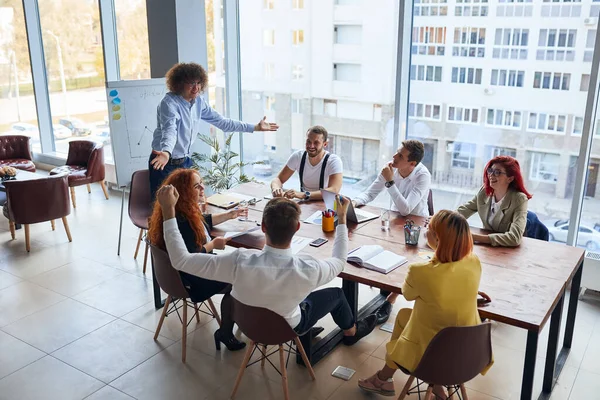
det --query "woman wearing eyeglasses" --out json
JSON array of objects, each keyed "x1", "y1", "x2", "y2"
[
  {"x1": 456, "y1": 156, "x2": 532, "y2": 247},
  {"x1": 149, "y1": 62, "x2": 279, "y2": 200}
]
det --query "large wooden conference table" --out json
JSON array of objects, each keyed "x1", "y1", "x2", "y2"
[{"x1": 150, "y1": 182, "x2": 584, "y2": 400}]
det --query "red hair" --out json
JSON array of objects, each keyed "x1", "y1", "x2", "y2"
[
  {"x1": 483, "y1": 156, "x2": 532, "y2": 199},
  {"x1": 148, "y1": 169, "x2": 207, "y2": 251},
  {"x1": 429, "y1": 210, "x2": 473, "y2": 263}
]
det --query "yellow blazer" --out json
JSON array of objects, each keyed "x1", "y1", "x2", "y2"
[
  {"x1": 386, "y1": 254, "x2": 491, "y2": 373},
  {"x1": 457, "y1": 186, "x2": 528, "y2": 247}
]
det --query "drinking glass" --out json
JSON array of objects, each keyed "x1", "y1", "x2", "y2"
[
  {"x1": 237, "y1": 200, "x2": 249, "y2": 221},
  {"x1": 380, "y1": 210, "x2": 390, "y2": 231}
]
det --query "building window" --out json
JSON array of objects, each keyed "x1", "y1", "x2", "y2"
[
  {"x1": 412, "y1": 27, "x2": 446, "y2": 56},
  {"x1": 451, "y1": 142, "x2": 477, "y2": 169},
  {"x1": 414, "y1": 0, "x2": 448, "y2": 16},
  {"x1": 493, "y1": 28, "x2": 528, "y2": 60},
  {"x1": 292, "y1": 30, "x2": 304, "y2": 45},
  {"x1": 373, "y1": 104, "x2": 382, "y2": 121},
  {"x1": 448, "y1": 106, "x2": 480, "y2": 124},
  {"x1": 324, "y1": 99, "x2": 337, "y2": 117},
  {"x1": 536, "y1": 29, "x2": 576, "y2": 61},
  {"x1": 490, "y1": 147, "x2": 517, "y2": 158},
  {"x1": 264, "y1": 63, "x2": 275, "y2": 80},
  {"x1": 334, "y1": 25, "x2": 362, "y2": 45},
  {"x1": 581, "y1": 74, "x2": 590, "y2": 92},
  {"x1": 527, "y1": 112, "x2": 567, "y2": 134},
  {"x1": 292, "y1": 98, "x2": 302, "y2": 114},
  {"x1": 572, "y1": 116, "x2": 583, "y2": 135},
  {"x1": 533, "y1": 72, "x2": 570, "y2": 90},
  {"x1": 585, "y1": 30, "x2": 595, "y2": 62},
  {"x1": 451, "y1": 67, "x2": 482, "y2": 84},
  {"x1": 292, "y1": 0, "x2": 304, "y2": 10},
  {"x1": 486, "y1": 109, "x2": 522, "y2": 129},
  {"x1": 292, "y1": 65, "x2": 304, "y2": 80},
  {"x1": 453, "y1": 27, "x2": 486, "y2": 57},
  {"x1": 264, "y1": 95, "x2": 276, "y2": 111},
  {"x1": 529, "y1": 152, "x2": 560, "y2": 183},
  {"x1": 541, "y1": 0, "x2": 581, "y2": 18},
  {"x1": 263, "y1": 0, "x2": 275, "y2": 9},
  {"x1": 333, "y1": 63, "x2": 361, "y2": 82},
  {"x1": 497, "y1": 0, "x2": 533, "y2": 17},
  {"x1": 455, "y1": 0, "x2": 488, "y2": 16},
  {"x1": 491, "y1": 69, "x2": 525, "y2": 87},
  {"x1": 592, "y1": 4, "x2": 600, "y2": 17},
  {"x1": 263, "y1": 30, "x2": 275, "y2": 46},
  {"x1": 409, "y1": 102, "x2": 442, "y2": 121},
  {"x1": 410, "y1": 64, "x2": 443, "y2": 82}
]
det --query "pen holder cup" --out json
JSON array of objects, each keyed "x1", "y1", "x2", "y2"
[
  {"x1": 405, "y1": 226, "x2": 421, "y2": 246},
  {"x1": 322, "y1": 215, "x2": 335, "y2": 233}
]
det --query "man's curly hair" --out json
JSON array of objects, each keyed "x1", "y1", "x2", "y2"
[{"x1": 165, "y1": 62, "x2": 208, "y2": 94}]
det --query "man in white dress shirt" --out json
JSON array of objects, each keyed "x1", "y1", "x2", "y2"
[
  {"x1": 270, "y1": 125, "x2": 343, "y2": 201},
  {"x1": 352, "y1": 139, "x2": 432, "y2": 325},
  {"x1": 157, "y1": 187, "x2": 377, "y2": 346}
]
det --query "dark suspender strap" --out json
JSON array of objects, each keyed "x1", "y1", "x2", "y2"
[
  {"x1": 320, "y1": 153, "x2": 330, "y2": 190},
  {"x1": 299, "y1": 151, "x2": 307, "y2": 191}
]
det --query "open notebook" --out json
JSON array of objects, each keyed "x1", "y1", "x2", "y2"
[{"x1": 348, "y1": 245, "x2": 407, "y2": 274}]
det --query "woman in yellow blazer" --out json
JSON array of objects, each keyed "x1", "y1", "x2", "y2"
[
  {"x1": 457, "y1": 155, "x2": 532, "y2": 247},
  {"x1": 358, "y1": 210, "x2": 492, "y2": 398}
]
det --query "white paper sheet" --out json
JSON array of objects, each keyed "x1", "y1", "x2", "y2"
[
  {"x1": 304, "y1": 210, "x2": 323, "y2": 225},
  {"x1": 224, "y1": 226, "x2": 261, "y2": 239},
  {"x1": 291, "y1": 236, "x2": 312, "y2": 254}
]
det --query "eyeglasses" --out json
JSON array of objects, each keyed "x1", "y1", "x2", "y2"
[
  {"x1": 186, "y1": 81, "x2": 202, "y2": 87},
  {"x1": 487, "y1": 168, "x2": 508, "y2": 177}
]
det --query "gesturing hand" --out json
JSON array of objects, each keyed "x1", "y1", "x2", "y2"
[
  {"x1": 272, "y1": 188, "x2": 284, "y2": 197},
  {"x1": 150, "y1": 150, "x2": 170, "y2": 170},
  {"x1": 255, "y1": 116, "x2": 280, "y2": 132}
]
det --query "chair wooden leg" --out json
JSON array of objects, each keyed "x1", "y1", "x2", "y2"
[
  {"x1": 154, "y1": 295, "x2": 171, "y2": 340},
  {"x1": 182, "y1": 299, "x2": 188, "y2": 363},
  {"x1": 424, "y1": 385, "x2": 434, "y2": 400},
  {"x1": 9, "y1": 221, "x2": 15, "y2": 240},
  {"x1": 206, "y1": 298, "x2": 222, "y2": 326},
  {"x1": 86, "y1": 183, "x2": 91, "y2": 194},
  {"x1": 194, "y1": 303, "x2": 200, "y2": 322},
  {"x1": 24, "y1": 224, "x2": 30, "y2": 252},
  {"x1": 50, "y1": 220, "x2": 55, "y2": 231},
  {"x1": 62, "y1": 217, "x2": 72, "y2": 242},
  {"x1": 70, "y1": 187, "x2": 76, "y2": 208},
  {"x1": 279, "y1": 344, "x2": 290, "y2": 400},
  {"x1": 231, "y1": 341, "x2": 255, "y2": 399},
  {"x1": 459, "y1": 384, "x2": 468, "y2": 400},
  {"x1": 142, "y1": 240, "x2": 149, "y2": 274},
  {"x1": 294, "y1": 337, "x2": 316, "y2": 380},
  {"x1": 397, "y1": 375, "x2": 415, "y2": 400},
  {"x1": 261, "y1": 345, "x2": 267, "y2": 367},
  {"x1": 134, "y1": 229, "x2": 143, "y2": 259},
  {"x1": 100, "y1": 181, "x2": 109, "y2": 199}
]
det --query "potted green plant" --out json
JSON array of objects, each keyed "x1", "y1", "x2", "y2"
[{"x1": 191, "y1": 132, "x2": 264, "y2": 192}]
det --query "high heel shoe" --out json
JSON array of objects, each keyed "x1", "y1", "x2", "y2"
[{"x1": 214, "y1": 329, "x2": 246, "y2": 351}]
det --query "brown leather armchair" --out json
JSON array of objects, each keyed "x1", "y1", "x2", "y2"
[
  {"x1": 3, "y1": 173, "x2": 72, "y2": 252},
  {"x1": 0, "y1": 135, "x2": 36, "y2": 172},
  {"x1": 49, "y1": 140, "x2": 109, "y2": 208}
]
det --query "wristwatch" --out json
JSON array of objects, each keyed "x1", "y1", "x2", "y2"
[
  {"x1": 304, "y1": 191, "x2": 311, "y2": 201},
  {"x1": 385, "y1": 180, "x2": 395, "y2": 188}
]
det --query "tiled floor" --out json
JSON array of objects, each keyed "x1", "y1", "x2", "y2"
[{"x1": 0, "y1": 183, "x2": 598, "y2": 399}]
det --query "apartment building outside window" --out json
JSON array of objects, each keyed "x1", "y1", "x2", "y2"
[
  {"x1": 533, "y1": 72, "x2": 571, "y2": 90},
  {"x1": 448, "y1": 106, "x2": 480, "y2": 124},
  {"x1": 264, "y1": 95, "x2": 276, "y2": 111},
  {"x1": 292, "y1": 29, "x2": 304, "y2": 45},
  {"x1": 572, "y1": 116, "x2": 583, "y2": 135},
  {"x1": 412, "y1": 27, "x2": 446, "y2": 55},
  {"x1": 333, "y1": 63, "x2": 361, "y2": 82},
  {"x1": 537, "y1": 29, "x2": 576, "y2": 61},
  {"x1": 455, "y1": 0, "x2": 488, "y2": 16},
  {"x1": 585, "y1": 30, "x2": 595, "y2": 62},
  {"x1": 292, "y1": 65, "x2": 304, "y2": 80},
  {"x1": 451, "y1": 67, "x2": 482, "y2": 84},
  {"x1": 410, "y1": 64, "x2": 443, "y2": 82},
  {"x1": 491, "y1": 69, "x2": 525, "y2": 87},
  {"x1": 334, "y1": 25, "x2": 362, "y2": 45},
  {"x1": 453, "y1": 27, "x2": 486, "y2": 57},
  {"x1": 493, "y1": 28, "x2": 528, "y2": 60},
  {"x1": 408, "y1": 102, "x2": 442, "y2": 121},
  {"x1": 292, "y1": 0, "x2": 304, "y2": 10},
  {"x1": 414, "y1": 0, "x2": 448, "y2": 16},
  {"x1": 529, "y1": 152, "x2": 560, "y2": 183},
  {"x1": 527, "y1": 112, "x2": 567, "y2": 134},
  {"x1": 486, "y1": 108, "x2": 522, "y2": 129},
  {"x1": 264, "y1": 63, "x2": 275, "y2": 80},
  {"x1": 291, "y1": 98, "x2": 302, "y2": 114},
  {"x1": 490, "y1": 147, "x2": 517, "y2": 158},
  {"x1": 497, "y1": 0, "x2": 533, "y2": 17},
  {"x1": 451, "y1": 142, "x2": 477, "y2": 169},
  {"x1": 541, "y1": 0, "x2": 581, "y2": 18},
  {"x1": 581, "y1": 74, "x2": 590, "y2": 92},
  {"x1": 263, "y1": 0, "x2": 275, "y2": 10},
  {"x1": 263, "y1": 29, "x2": 275, "y2": 46}
]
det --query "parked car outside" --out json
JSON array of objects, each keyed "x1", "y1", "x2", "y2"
[
  {"x1": 59, "y1": 118, "x2": 91, "y2": 136},
  {"x1": 546, "y1": 219, "x2": 600, "y2": 250},
  {"x1": 52, "y1": 124, "x2": 72, "y2": 140}
]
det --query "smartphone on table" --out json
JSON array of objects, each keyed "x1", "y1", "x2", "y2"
[{"x1": 309, "y1": 238, "x2": 328, "y2": 247}]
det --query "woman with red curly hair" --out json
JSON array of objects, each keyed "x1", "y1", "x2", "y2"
[
  {"x1": 148, "y1": 169, "x2": 247, "y2": 351},
  {"x1": 457, "y1": 155, "x2": 532, "y2": 247}
]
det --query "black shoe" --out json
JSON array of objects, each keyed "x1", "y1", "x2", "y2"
[
  {"x1": 343, "y1": 314, "x2": 377, "y2": 346},
  {"x1": 311, "y1": 326, "x2": 325, "y2": 337},
  {"x1": 375, "y1": 301, "x2": 393, "y2": 325},
  {"x1": 214, "y1": 329, "x2": 246, "y2": 351}
]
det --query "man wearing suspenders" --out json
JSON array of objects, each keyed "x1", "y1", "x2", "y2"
[{"x1": 271, "y1": 126, "x2": 343, "y2": 200}]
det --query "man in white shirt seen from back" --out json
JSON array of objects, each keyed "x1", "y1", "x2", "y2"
[
  {"x1": 352, "y1": 139, "x2": 432, "y2": 325},
  {"x1": 270, "y1": 125, "x2": 343, "y2": 201},
  {"x1": 157, "y1": 186, "x2": 377, "y2": 347}
]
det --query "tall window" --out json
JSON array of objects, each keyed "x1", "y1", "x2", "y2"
[
  {"x1": 455, "y1": 0, "x2": 488, "y2": 16},
  {"x1": 291, "y1": 98, "x2": 302, "y2": 114},
  {"x1": 584, "y1": 30, "x2": 595, "y2": 62},
  {"x1": 493, "y1": 28, "x2": 528, "y2": 60},
  {"x1": 533, "y1": 71, "x2": 571, "y2": 90},
  {"x1": 115, "y1": 0, "x2": 150, "y2": 80},
  {"x1": 411, "y1": 65, "x2": 443, "y2": 82},
  {"x1": 448, "y1": 106, "x2": 480, "y2": 124},
  {"x1": 453, "y1": 27, "x2": 486, "y2": 57},
  {"x1": 292, "y1": 29, "x2": 304, "y2": 45},
  {"x1": 486, "y1": 109, "x2": 522, "y2": 129},
  {"x1": 581, "y1": 74, "x2": 590, "y2": 92},
  {"x1": 491, "y1": 69, "x2": 525, "y2": 87},
  {"x1": 414, "y1": 0, "x2": 448, "y2": 16},
  {"x1": 451, "y1": 67, "x2": 482, "y2": 84},
  {"x1": 537, "y1": 29, "x2": 576, "y2": 61},
  {"x1": 412, "y1": 27, "x2": 446, "y2": 56}
]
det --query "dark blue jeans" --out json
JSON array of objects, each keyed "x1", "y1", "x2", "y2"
[
  {"x1": 293, "y1": 287, "x2": 355, "y2": 335},
  {"x1": 148, "y1": 154, "x2": 193, "y2": 201}
]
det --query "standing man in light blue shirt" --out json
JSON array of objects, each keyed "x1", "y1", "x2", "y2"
[{"x1": 149, "y1": 62, "x2": 279, "y2": 199}]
